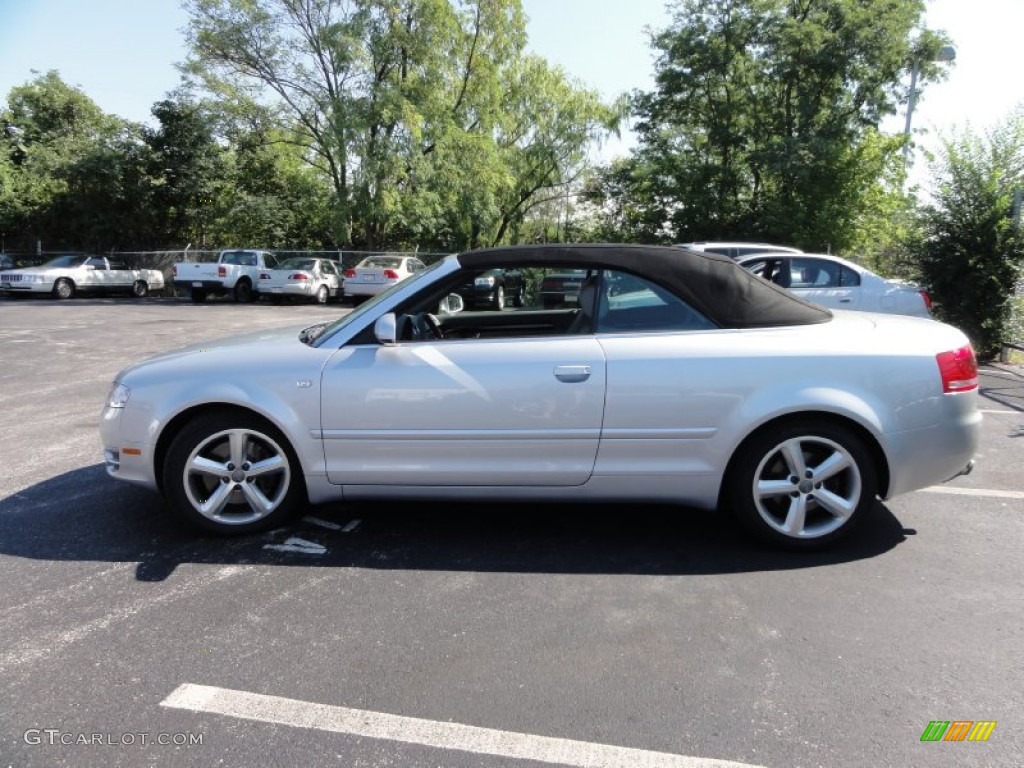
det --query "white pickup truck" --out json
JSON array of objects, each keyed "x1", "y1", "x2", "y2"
[
  {"x1": 171, "y1": 249, "x2": 279, "y2": 303},
  {"x1": 0, "y1": 254, "x2": 165, "y2": 299}
]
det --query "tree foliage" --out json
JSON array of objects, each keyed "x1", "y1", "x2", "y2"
[
  {"x1": 919, "y1": 111, "x2": 1024, "y2": 358},
  {"x1": 183, "y1": 0, "x2": 619, "y2": 250},
  {"x1": 588, "y1": 0, "x2": 948, "y2": 251}
]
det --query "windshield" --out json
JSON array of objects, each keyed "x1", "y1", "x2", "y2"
[
  {"x1": 311, "y1": 258, "x2": 447, "y2": 347},
  {"x1": 43, "y1": 255, "x2": 90, "y2": 268}
]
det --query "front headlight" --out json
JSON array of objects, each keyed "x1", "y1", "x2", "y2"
[
  {"x1": 475, "y1": 276, "x2": 496, "y2": 287},
  {"x1": 106, "y1": 382, "x2": 131, "y2": 409},
  {"x1": 32, "y1": 275, "x2": 49, "y2": 283}
]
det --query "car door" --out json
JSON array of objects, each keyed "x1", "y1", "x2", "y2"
[
  {"x1": 787, "y1": 257, "x2": 862, "y2": 310},
  {"x1": 320, "y1": 334, "x2": 607, "y2": 486}
]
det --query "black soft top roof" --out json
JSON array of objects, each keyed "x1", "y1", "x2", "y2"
[{"x1": 457, "y1": 244, "x2": 832, "y2": 328}]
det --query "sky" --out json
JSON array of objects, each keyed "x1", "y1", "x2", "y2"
[{"x1": 0, "y1": 0, "x2": 1021, "y2": 174}]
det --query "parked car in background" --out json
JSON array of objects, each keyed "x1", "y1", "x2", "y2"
[
  {"x1": 172, "y1": 249, "x2": 278, "y2": 303},
  {"x1": 259, "y1": 257, "x2": 343, "y2": 304},
  {"x1": 737, "y1": 253, "x2": 932, "y2": 317},
  {"x1": 101, "y1": 244, "x2": 979, "y2": 550},
  {"x1": 539, "y1": 269, "x2": 587, "y2": 308},
  {"x1": 343, "y1": 255, "x2": 427, "y2": 299},
  {"x1": 454, "y1": 267, "x2": 525, "y2": 309},
  {"x1": 678, "y1": 242, "x2": 803, "y2": 259},
  {"x1": 0, "y1": 254, "x2": 165, "y2": 299},
  {"x1": 0, "y1": 253, "x2": 14, "y2": 271}
]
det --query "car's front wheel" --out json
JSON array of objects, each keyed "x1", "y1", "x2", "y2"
[
  {"x1": 492, "y1": 285, "x2": 505, "y2": 310},
  {"x1": 131, "y1": 280, "x2": 149, "y2": 298},
  {"x1": 727, "y1": 420, "x2": 877, "y2": 549},
  {"x1": 52, "y1": 278, "x2": 74, "y2": 299},
  {"x1": 162, "y1": 411, "x2": 304, "y2": 535},
  {"x1": 315, "y1": 284, "x2": 329, "y2": 304}
]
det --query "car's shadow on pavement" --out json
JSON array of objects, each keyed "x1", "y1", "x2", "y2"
[{"x1": 0, "y1": 465, "x2": 915, "y2": 582}]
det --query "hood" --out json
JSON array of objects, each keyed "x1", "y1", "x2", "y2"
[{"x1": 116, "y1": 323, "x2": 327, "y2": 385}]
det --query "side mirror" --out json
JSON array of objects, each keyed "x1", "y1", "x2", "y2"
[
  {"x1": 374, "y1": 313, "x2": 398, "y2": 345},
  {"x1": 438, "y1": 293, "x2": 464, "y2": 315}
]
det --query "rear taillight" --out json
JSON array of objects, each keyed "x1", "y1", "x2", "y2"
[
  {"x1": 259, "y1": 272, "x2": 271, "y2": 280},
  {"x1": 936, "y1": 345, "x2": 978, "y2": 393},
  {"x1": 289, "y1": 273, "x2": 308, "y2": 280},
  {"x1": 920, "y1": 290, "x2": 932, "y2": 310},
  {"x1": 218, "y1": 265, "x2": 227, "y2": 277},
  {"x1": 344, "y1": 269, "x2": 355, "y2": 278},
  {"x1": 172, "y1": 265, "x2": 177, "y2": 277},
  {"x1": 543, "y1": 279, "x2": 562, "y2": 291},
  {"x1": 383, "y1": 269, "x2": 399, "y2": 280}
]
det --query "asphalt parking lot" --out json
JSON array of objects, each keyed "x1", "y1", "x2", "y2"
[{"x1": 1, "y1": 295, "x2": 1022, "y2": 768}]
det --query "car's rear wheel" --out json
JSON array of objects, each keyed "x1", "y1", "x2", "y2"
[
  {"x1": 234, "y1": 279, "x2": 254, "y2": 303},
  {"x1": 727, "y1": 420, "x2": 877, "y2": 549},
  {"x1": 52, "y1": 278, "x2": 74, "y2": 299},
  {"x1": 131, "y1": 280, "x2": 149, "y2": 298},
  {"x1": 162, "y1": 411, "x2": 304, "y2": 535},
  {"x1": 315, "y1": 284, "x2": 329, "y2": 304}
]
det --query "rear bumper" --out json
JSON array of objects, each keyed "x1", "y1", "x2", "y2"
[
  {"x1": 173, "y1": 280, "x2": 226, "y2": 293},
  {"x1": 883, "y1": 397, "x2": 982, "y2": 498}
]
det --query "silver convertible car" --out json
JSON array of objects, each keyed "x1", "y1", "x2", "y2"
[{"x1": 100, "y1": 245, "x2": 980, "y2": 549}]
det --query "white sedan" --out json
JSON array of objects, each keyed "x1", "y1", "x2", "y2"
[
  {"x1": 737, "y1": 252, "x2": 931, "y2": 317},
  {"x1": 258, "y1": 257, "x2": 343, "y2": 304},
  {"x1": 342, "y1": 254, "x2": 427, "y2": 299},
  {"x1": 0, "y1": 254, "x2": 165, "y2": 298},
  {"x1": 100, "y1": 245, "x2": 979, "y2": 549}
]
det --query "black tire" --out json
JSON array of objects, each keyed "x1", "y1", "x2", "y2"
[
  {"x1": 493, "y1": 285, "x2": 505, "y2": 311},
  {"x1": 190, "y1": 289, "x2": 208, "y2": 303},
  {"x1": 512, "y1": 287, "x2": 525, "y2": 307},
  {"x1": 233, "y1": 279, "x2": 254, "y2": 303},
  {"x1": 315, "y1": 284, "x2": 329, "y2": 305},
  {"x1": 52, "y1": 278, "x2": 74, "y2": 300},
  {"x1": 162, "y1": 410, "x2": 305, "y2": 535},
  {"x1": 131, "y1": 280, "x2": 149, "y2": 298},
  {"x1": 725, "y1": 420, "x2": 877, "y2": 550}
]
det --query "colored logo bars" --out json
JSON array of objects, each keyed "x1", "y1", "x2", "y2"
[{"x1": 920, "y1": 721, "x2": 997, "y2": 742}]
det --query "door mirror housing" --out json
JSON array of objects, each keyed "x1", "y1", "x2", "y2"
[{"x1": 374, "y1": 313, "x2": 398, "y2": 345}]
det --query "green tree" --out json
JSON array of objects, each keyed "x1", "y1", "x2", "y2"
[
  {"x1": 0, "y1": 71, "x2": 141, "y2": 251},
  {"x1": 183, "y1": 0, "x2": 619, "y2": 250},
  {"x1": 919, "y1": 111, "x2": 1024, "y2": 358},
  {"x1": 595, "y1": 0, "x2": 949, "y2": 250}
]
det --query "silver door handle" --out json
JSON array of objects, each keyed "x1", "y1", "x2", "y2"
[{"x1": 554, "y1": 365, "x2": 591, "y2": 383}]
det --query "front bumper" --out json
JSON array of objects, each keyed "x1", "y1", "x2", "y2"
[{"x1": 100, "y1": 405, "x2": 159, "y2": 492}]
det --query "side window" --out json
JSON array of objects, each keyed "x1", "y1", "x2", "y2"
[
  {"x1": 596, "y1": 270, "x2": 717, "y2": 333},
  {"x1": 790, "y1": 258, "x2": 838, "y2": 288},
  {"x1": 86, "y1": 257, "x2": 107, "y2": 270},
  {"x1": 838, "y1": 265, "x2": 861, "y2": 287}
]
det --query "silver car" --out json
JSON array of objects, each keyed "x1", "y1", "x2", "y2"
[{"x1": 100, "y1": 245, "x2": 980, "y2": 549}]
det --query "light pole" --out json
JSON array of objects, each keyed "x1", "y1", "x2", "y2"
[{"x1": 904, "y1": 44, "x2": 957, "y2": 163}]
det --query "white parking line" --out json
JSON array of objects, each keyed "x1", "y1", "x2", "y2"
[
  {"x1": 161, "y1": 684, "x2": 766, "y2": 768},
  {"x1": 341, "y1": 519, "x2": 362, "y2": 533},
  {"x1": 978, "y1": 409, "x2": 1018, "y2": 414},
  {"x1": 919, "y1": 486, "x2": 1024, "y2": 500},
  {"x1": 262, "y1": 537, "x2": 327, "y2": 554},
  {"x1": 303, "y1": 516, "x2": 342, "y2": 530}
]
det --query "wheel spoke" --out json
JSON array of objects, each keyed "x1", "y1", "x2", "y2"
[
  {"x1": 812, "y1": 450, "x2": 851, "y2": 483},
  {"x1": 779, "y1": 438, "x2": 807, "y2": 477},
  {"x1": 240, "y1": 480, "x2": 275, "y2": 513},
  {"x1": 200, "y1": 482, "x2": 234, "y2": 517},
  {"x1": 188, "y1": 455, "x2": 229, "y2": 479},
  {"x1": 757, "y1": 478, "x2": 799, "y2": 498},
  {"x1": 814, "y1": 488, "x2": 857, "y2": 521},
  {"x1": 228, "y1": 430, "x2": 248, "y2": 467},
  {"x1": 781, "y1": 494, "x2": 809, "y2": 535},
  {"x1": 247, "y1": 455, "x2": 285, "y2": 477}
]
